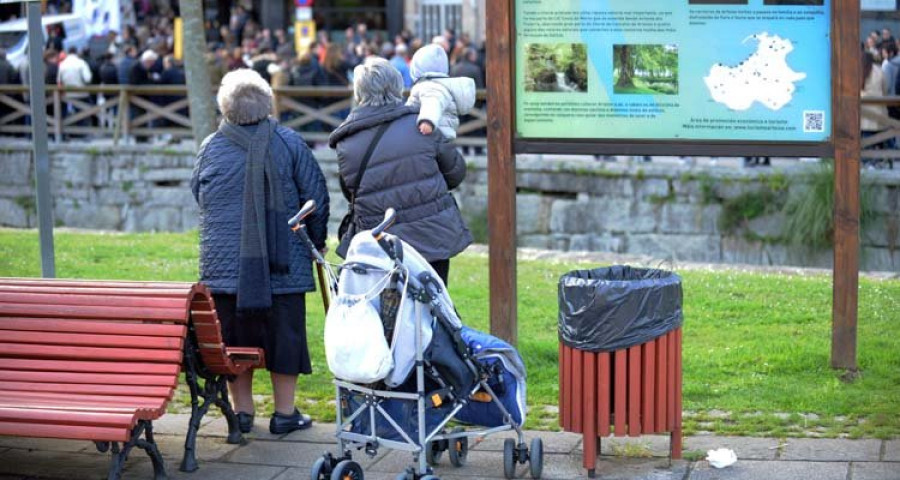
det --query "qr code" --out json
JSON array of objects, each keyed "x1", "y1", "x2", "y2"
[{"x1": 803, "y1": 110, "x2": 825, "y2": 133}]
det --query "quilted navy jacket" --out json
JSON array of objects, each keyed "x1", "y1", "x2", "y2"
[{"x1": 191, "y1": 122, "x2": 330, "y2": 294}]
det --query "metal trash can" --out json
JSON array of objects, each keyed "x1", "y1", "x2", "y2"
[{"x1": 557, "y1": 266, "x2": 684, "y2": 478}]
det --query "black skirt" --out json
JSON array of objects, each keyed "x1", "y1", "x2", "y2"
[{"x1": 213, "y1": 293, "x2": 312, "y2": 376}]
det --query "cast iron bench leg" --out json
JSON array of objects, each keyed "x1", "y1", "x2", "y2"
[{"x1": 108, "y1": 420, "x2": 167, "y2": 480}]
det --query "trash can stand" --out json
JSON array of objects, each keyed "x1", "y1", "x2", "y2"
[{"x1": 557, "y1": 266, "x2": 683, "y2": 478}]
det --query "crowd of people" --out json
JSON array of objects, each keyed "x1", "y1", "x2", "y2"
[
  {"x1": 0, "y1": 2, "x2": 488, "y2": 142},
  {"x1": 861, "y1": 27, "x2": 900, "y2": 168}
]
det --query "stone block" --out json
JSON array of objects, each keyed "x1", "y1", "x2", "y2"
[
  {"x1": 54, "y1": 155, "x2": 93, "y2": 187},
  {"x1": 0, "y1": 153, "x2": 31, "y2": 185},
  {"x1": 550, "y1": 199, "x2": 600, "y2": 234},
  {"x1": 747, "y1": 212, "x2": 785, "y2": 240},
  {"x1": 148, "y1": 187, "x2": 195, "y2": 207},
  {"x1": 95, "y1": 187, "x2": 134, "y2": 205},
  {"x1": 181, "y1": 207, "x2": 200, "y2": 231},
  {"x1": 866, "y1": 184, "x2": 898, "y2": 214},
  {"x1": 569, "y1": 234, "x2": 592, "y2": 252},
  {"x1": 690, "y1": 460, "x2": 848, "y2": 480},
  {"x1": 861, "y1": 247, "x2": 899, "y2": 272},
  {"x1": 661, "y1": 203, "x2": 720, "y2": 235},
  {"x1": 0, "y1": 197, "x2": 30, "y2": 227},
  {"x1": 142, "y1": 168, "x2": 193, "y2": 183},
  {"x1": 56, "y1": 203, "x2": 121, "y2": 230},
  {"x1": 517, "y1": 194, "x2": 550, "y2": 235},
  {"x1": 518, "y1": 234, "x2": 552, "y2": 249},
  {"x1": 635, "y1": 178, "x2": 671, "y2": 199},
  {"x1": 721, "y1": 236, "x2": 764, "y2": 265},
  {"x1": 592, "y1": 233, "x2": 627, "y2": 253},
  {"x1": 131, "y1": 207, "x2": 181, "y2": 232},
  {"x1": 601, "y1": 199, "x2": 658, "y2": 234},
  {"x1": 780, "y1": 438, "x2": 881, "y2": 462},
  {"x1": 861, "y1": 214, "x2": 899, "y2": 248},
  {"x1": 627, "y1": 234, "x2": 721, "y2": 263},
  {"x1": 111, "y1": 167, "x2": 141, "y2": 182}
]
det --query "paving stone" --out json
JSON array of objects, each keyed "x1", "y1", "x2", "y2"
[
  {"x1": 0, "y1": 437, "x2": 90, "y2": 453},
  {"x1": 150, "y1": 413, "x2": 215, "y2": 436},
  {"x1": 542, "y1": 453, "x2": 687, "y2": 480},
  {"x1": 128, "y1": 458, "x2": 287, "y2": 480},
  {"x1": 282, "y1": 422, "x2": 342, "y2": 445},
  {"x1": 366, "y1": 449, "x2": 529, "y2": 478},
  {"x1": 470, "y1": 429, "x2": 581, "y2": 454},
  {"x1": 0, "y1": 449, "x2": 112, "y2": 479},
  {"x1": 155, "y1": 435, "x2": 241, "y2": 463},
  {"x1": 683, "y1": 436, "x2": 779, "y2": 461},
  {"x1": 885, "y1": 440, "x2": 900, "y2": 461},
  {"x1": 852, "y1": 462, "x2": 900, "y2": 480},
  {"x1": 779, "y1": 438, "x2": 881, "y2": 462},
  {"x1": 689, "y1": 460, "x2": 849, "y2": 480},
  {"x1": 275, "y1": 466, "x2": 398, "y2": 480},
  {"x1": 226, "y1": 438, "x2": 385, "y2": 469},
  {"x1": 203, "y1": 415, "x2": 286, "y2": 441},
  {"x1": 582, "y1": 435, "x2": 673, "y2": 458}
]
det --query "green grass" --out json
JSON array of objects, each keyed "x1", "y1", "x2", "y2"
[{"x1": 2, "y1": 229, "x2": 899, "y2": 438}]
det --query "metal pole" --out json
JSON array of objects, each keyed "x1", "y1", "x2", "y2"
[{"x1": 27, "y1": 1, "x2": 55, "y2": 278}]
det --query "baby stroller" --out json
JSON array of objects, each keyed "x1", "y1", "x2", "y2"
[{"x1": 289, "y1": 201, "x2": 544, "y2": 480}]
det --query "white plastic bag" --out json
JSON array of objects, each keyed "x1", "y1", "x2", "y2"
[
  {"x1": 324, "y1": 292, "x2": 393, "y2": 383},
  {"x1": 706, "y1": 448, "x2": 737, "y2": 468}
]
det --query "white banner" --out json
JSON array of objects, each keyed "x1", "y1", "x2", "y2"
[{"x1": 72, "y1": 0, "x2": 122, "y2": 36}]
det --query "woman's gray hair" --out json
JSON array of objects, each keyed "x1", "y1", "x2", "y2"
[
  {"x1": 353, "y1": 57, "x2": 404, "y2": 107},
  {"x1": 217, "y1": 68, "x2": 273, "y2": 125}
]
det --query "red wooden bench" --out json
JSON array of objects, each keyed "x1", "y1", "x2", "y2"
[
  {"x1": 559, "y1": 328, "x2": 683, "y2": 478},
  {"x1": 0, "y1": 278, "x2": 264, "y2": 478}
]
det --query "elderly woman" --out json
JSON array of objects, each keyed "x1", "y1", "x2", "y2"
[
  {"x1": 328, "y1": 57, "x2": 471, "y2": 284},
  {"x1": 191, "y1": 69, "x2": 329, "y2": 434}
]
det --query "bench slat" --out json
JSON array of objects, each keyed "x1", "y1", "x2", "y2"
[
  {"x1": 0, "y1": 285, "x2": 192, "y2": 297},
  {"x1": 0, "y1": 303, "x2": 187, "y2": 322},
  {"x1": 0, "y1": 370, "x2": 178, "y2": 387},
  {"x1": 0, "y1": 420, "x2": 130, "y2": 442},
  {"x1": 0, "y1": 292, "x2": 188, "y2": 310},
  {"x1": 0, "y1": 391, "x2": 167, "y2": 410},
  {"x1": 0, "y1": 343, "x2": 183, "y2": 363},
  {"x1": 0, "y1": 358, "x2": 180, "y2": 375},
  {"x1": 0, "y1": 381, "x2": 174, "y2": 398},
  {"x1": 0, "y1": 330, "x2": 184, "y2": 351},
  {"x1": 0, "y1": 318, "x2": 186, "y2": 337},
  {"x1": 0, "y1": 407, "x2": 136, "y2": 428},
  {"x1": 0, "y1": 278, "x2": 194, "y2": 290}
]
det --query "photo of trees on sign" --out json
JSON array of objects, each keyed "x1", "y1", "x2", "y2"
[
  {"x1": 524, "y1": 43, "x2": 588, "y2": 93},
  {"x1": 613, "y1": 44, "x2": 679, "y2": 95}
]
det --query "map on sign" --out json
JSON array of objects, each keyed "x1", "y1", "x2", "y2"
[{"x1": 704, "y1": 33, "x2": 806, "y2": 112}]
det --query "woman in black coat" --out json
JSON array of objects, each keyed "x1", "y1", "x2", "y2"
[{"x1": 328, "y1": 57, "x2": 471, "y2": 284}]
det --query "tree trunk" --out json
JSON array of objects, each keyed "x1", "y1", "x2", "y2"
[
  {"x1": 181, "y1": 0, "x2": 216, "y2": 146},
  {"x1": 616, "y1": 46, "x2": 634, "y2": 88}
]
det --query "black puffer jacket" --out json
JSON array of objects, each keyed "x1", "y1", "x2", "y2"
[
  {"x1": 192, "y1": 123, "x2": 330, "y2": 294},
  {"x1": 328, "y1": 104, "x2": 471, "y2": 262}
]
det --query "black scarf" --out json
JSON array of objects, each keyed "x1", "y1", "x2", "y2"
[{"x1": 219, "y1": 118, "x2": 290, "y2": 315}]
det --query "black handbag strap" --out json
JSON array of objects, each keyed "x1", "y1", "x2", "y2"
[{"x1": 350, "y1": 122, "x2": 391, "y2": 202}]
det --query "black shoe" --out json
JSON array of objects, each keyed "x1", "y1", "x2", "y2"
[
  {"x1": 236, "y1": 412, "x2": 254, "y2": 434},
  {"x1": 269, "y1": 408, "x2": 313, "y2": 434}
]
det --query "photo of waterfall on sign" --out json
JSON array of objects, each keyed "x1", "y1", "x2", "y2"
[
  {"x1": 524, "y1": 43, "x2": 588, "y2": 93},
  {"x1": 613, "y1": 44, "x2": 679, "y2": 95}
]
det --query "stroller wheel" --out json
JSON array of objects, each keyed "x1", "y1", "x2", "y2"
[
  {"x1": 448, "y1": 427, "x2": 468, "y2": 467},
  {"x1": 529, "y1": 438, "x2": 544, "y2": 479},
  {"x1": 311, "y1": 457, "x2": 332, "y2": 480},
  {"x1": 424, "y1": 440, "x2": 444, "y2": 466},
  {"x1": 329, "y1": 460, "x2": 363, "y2": 480},
  {"x1": 503, "y1": 438, "x2": 517, "y2": 479}
]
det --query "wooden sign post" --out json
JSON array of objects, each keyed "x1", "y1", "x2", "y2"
[{"x1": 487, "y1": 0, "x2": 860, "y2": 372}]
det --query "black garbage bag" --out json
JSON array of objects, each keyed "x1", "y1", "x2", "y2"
[{"x1": 558, "y1": 265, "x2": 683, "y2": 352}]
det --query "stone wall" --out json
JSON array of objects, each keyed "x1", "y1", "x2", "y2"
[{"x1": 1, "y1": 143, "x2": 898, "y2": 271}]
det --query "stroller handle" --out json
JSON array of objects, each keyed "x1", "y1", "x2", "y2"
[
  {"x1": 288, "y1": 200, "x2": 317, "y2": 231},
  {"x1": 372, "y1": 208, "x2": 397, "y2": 239}
]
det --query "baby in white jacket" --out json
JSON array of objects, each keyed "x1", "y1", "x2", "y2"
[{"x1": 407, "y1": 44, "x2": 476, "y2": 139}]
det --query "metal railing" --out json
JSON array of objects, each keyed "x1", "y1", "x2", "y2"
[{"x1": 0, "y1": 85, "x2": 488, "y2": 146}]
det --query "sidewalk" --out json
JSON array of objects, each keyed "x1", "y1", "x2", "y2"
[{"x1": 0, "y1": 414, "x2": 897, "y2": 480}]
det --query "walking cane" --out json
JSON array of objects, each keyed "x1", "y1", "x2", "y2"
[
  {"x1": 316, "y1": 261, "x2": 330, "y2": 312},
  {"x1": 289, "y1": 200, "x2": 334, "y2": 313}
]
